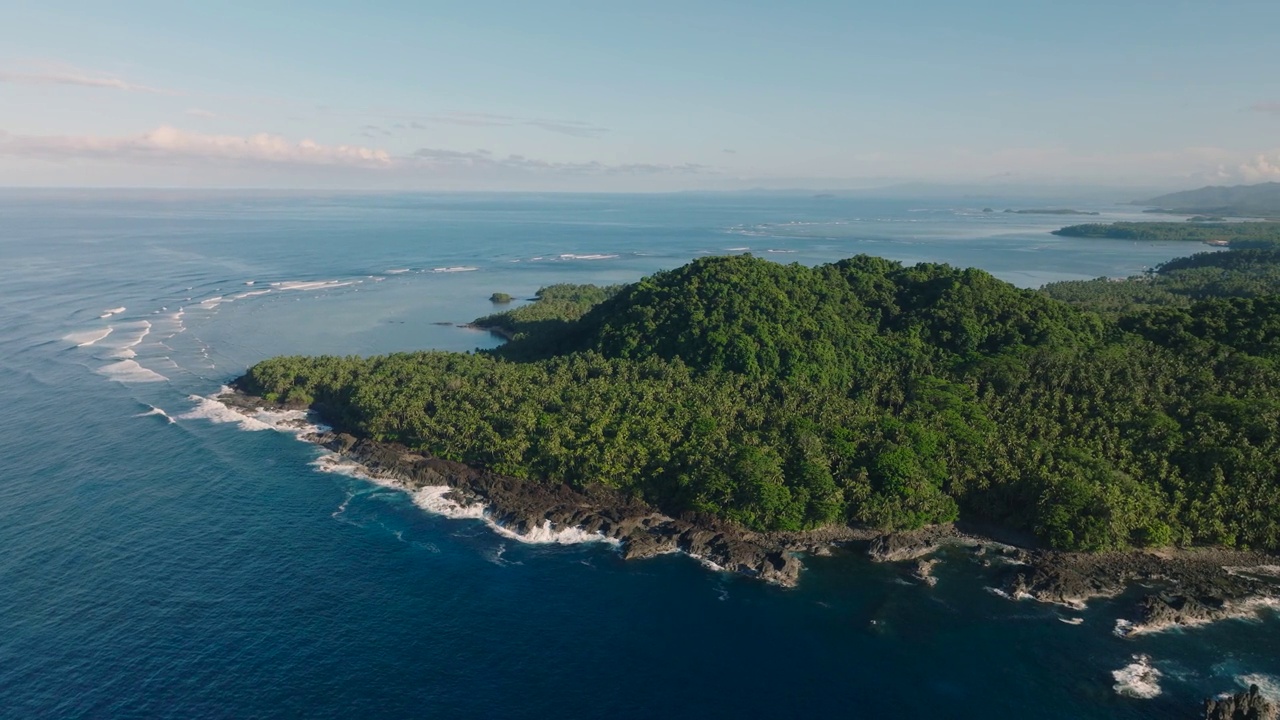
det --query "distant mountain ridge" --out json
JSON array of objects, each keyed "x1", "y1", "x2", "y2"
[{"x1": 1135, "y1": 182, "x2": 1280, "y2": 218}]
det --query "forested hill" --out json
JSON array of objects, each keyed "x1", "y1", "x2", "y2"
[
  {"x1": 1134, "y1": 182, "x2": 1280, "y2": 218},
  {"x1": 241, "y1": 251, "x2": 1280, "y2": 554}
]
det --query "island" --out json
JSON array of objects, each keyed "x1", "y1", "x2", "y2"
[
  {"x1": 1135, "y1": 181, "x2": 1280, "y2": 219},
  {"x1": 227, "y1": 242, "x2": 1280, "y2": 634},
  {"x1": 1052, "y1": 221, "x2": 1280, "y2": 244}
]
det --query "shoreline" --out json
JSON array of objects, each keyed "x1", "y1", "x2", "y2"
[{"x1": 214, "y1": 385, "x2": 1280, "y2": 633}]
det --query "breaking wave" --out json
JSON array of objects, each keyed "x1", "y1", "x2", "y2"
[
  {"x1": 97, "y1": 360, "x2": 168, "y2": 383},
  {"x1": 65, "y1": 328, "x2": 114, "y2": 347},
  {"x1": 1112, "y1": 655, "x2": 1162, "y2": 699}
]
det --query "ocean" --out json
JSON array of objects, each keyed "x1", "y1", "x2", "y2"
[{"x1": 1, "y1": 190, "x2": 1276, "y2": 718}]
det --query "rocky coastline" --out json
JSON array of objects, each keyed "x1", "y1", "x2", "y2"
[{"x1": 219, "y1": 386, "x2": 1280, "y2": 633}]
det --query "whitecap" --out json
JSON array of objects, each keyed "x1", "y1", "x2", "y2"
[
  {"x1": 1058, "y1": 616, "x2": 1084, "y2": 625},
  {"x1": 766, "y1": 249, "x2": 797, "y2": 254},
  {"x1": 65, "y1": 327, "x2": 114, "y2": 347},
  {"x1": 558, "y1": 254, "x2": 618, "y2": 261},
  {"x1": 385, "y1": 268, "x2": 411, "y2": 274},
  {"x1": 725, "y1": 247, "x2": 750, "y2": 251},
  {"x1": 99, "y1": 306, "x2": 126, "y2": 318},
  {"x1": 1112, "y1": 655, "x2": 1162, "y2": 699},
  {"x1": 431, "y1": 266, "x2": 479, "y2": 273},
  {"x1": 271, "y1": 280, "x2": 355, "y2": 292},
  {"x1": 230, "y1": 289, "x2": 272, "y2": 300},
  {"x1": 97, "y1": 360, "x2": 168, "y2": 383},
  {"x1": 136, "y1": 405, "x2": 175, "y2": 423}
]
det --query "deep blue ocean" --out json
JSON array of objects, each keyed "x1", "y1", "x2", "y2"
[{"x1": 1, "y1": 190, "x2": 1276, "y2": 718}]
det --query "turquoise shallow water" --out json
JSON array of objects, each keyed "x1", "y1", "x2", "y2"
[{"x1": 1, "y1": 190, "x2": 1276, "y2": 718}]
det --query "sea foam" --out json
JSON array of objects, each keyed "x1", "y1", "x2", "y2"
[
  {"x1": 1238, "y1": 674, "x2": 1280, "y2": 701},
  {"x1": 1112, "y1": 655, "x2": 1162, "y2": 699}
]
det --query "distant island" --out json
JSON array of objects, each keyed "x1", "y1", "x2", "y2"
[
  {"x1": 228, "y1": 240, "x2": 1280, "y2": 632},
  {"x1": 1052, "y1": 221, "x2": 1280, "y2": 244},
  {"x1": 1135, "y1": 181, "x2": 1280, "y2": 219}
]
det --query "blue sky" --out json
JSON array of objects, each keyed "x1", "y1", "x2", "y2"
[{"x1": 1, "y1": 0, "x2": 1278, "y2": 191}]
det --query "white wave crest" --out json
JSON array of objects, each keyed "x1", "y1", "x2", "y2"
[
  {"x1": 1113, "y1": 655, "x2": 1162, "y2": 699},
  {"x1": 558, "y1": 254, "x2": 618, "y2": 261},
  {"x1": 65, "y1": 327, "x2": 114, "y2": 346},
  {"x1": 136, "y1": 405, "x2": 175, "y2": 423},
  {"x1": 99, "y1": 320, "x2": 152, "y2": 359},
  {"x1": 431, "y1": 266, "x2": 479, "y2": 273},
  {"x1": 271, "y1": 280, "x2": 355, "y2": 291},
  {"x1": 385, "y1": 268, "x2": 411, "y2": 274},
  {"x1": 766, "y1": 249, "x2": 797, "y2": 254},
  {"x1": 230, "y1": 289, "x2": 272, "y2": 300},
  {"x1": 99, "y1": 306, "x2": 126, "y2": 318},
  {"x1": 97, "y1": 360, "x2": 168, "y2": 383}
]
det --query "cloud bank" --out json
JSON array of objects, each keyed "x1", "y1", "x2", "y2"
[
  {"x1": 409, "y1": 147, "x2": 705, "y2": 175},
  {"x1": 0, "y1": 64, "x2": 169, "y2": 94},
  {"x1": 0, "y1": 126, "x2": 392, "y2": 167}
]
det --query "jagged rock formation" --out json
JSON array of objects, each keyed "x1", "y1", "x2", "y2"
[{"x1": 1204, "y1": 685, "x2": 1277, "y2": 720}]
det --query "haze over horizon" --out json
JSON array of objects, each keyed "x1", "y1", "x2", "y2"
[{"x1": 3, "y1": 1, "x2": 1279, "y2": 192}]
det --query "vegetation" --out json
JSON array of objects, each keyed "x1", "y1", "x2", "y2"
[
  {"x1": 1052, "y1": 221, "x2": 1280, "y2": 243},
  {"x1": 243, "y1": 249, "x2": 1280, "y2": 553},
  {"x1": 471, "y1": 283, "x2": 623, "y2": 344},
  {"x1": 1041, "y1": 244, "x2": 1280, "y2": 312},
  {"x1": 489, "y1": 292, "x2": 513, "y2": 304}
]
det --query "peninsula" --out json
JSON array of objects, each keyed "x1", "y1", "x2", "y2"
[{"x1": 231, "y1": 242, "x2": 1280, "y2": 632}]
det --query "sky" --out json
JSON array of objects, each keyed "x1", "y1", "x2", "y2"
[{"x1": 1, "y1": 0, "x2": 1279, "y2": 192}]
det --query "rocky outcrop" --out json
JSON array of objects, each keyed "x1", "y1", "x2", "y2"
[
  {"x1": 314, "y1": 431, "x2": 810, "y2": 586},
  {"x1": 1000, "y1": 550, "x2": 1280, "y2": 633},
  {"x1": 1205, "y1": 685, "x2": 1277, "y2": 720}
]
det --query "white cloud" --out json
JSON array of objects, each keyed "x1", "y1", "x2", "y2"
[
  {"x1": 0, "y1": 126, "x2": 393, "y2": 167},
  {"x1": 1236, "y1": 152, "x2": 1280, "y2": 182},
  {"x1": 0, "y1": 63, "x2": 170, "y2": 94}
]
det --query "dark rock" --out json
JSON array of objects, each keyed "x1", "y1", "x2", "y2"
[{"x1": 1204, "y1": 684, "x2": 1277, "y2": 720}]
